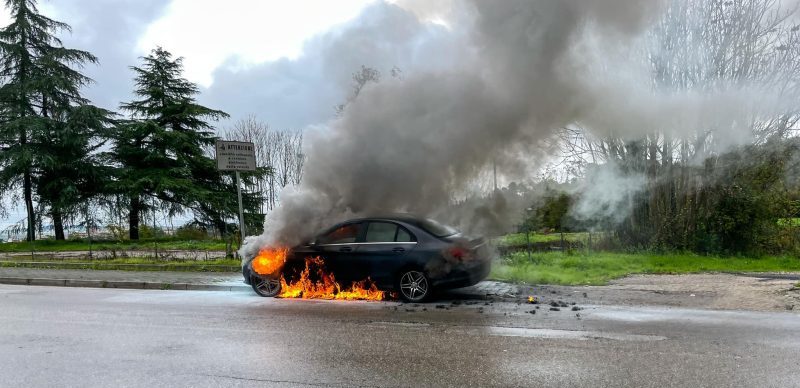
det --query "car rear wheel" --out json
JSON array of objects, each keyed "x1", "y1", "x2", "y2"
[
  {"x1": 398, "y1": 269, "x2": 431, "y2": 302},
  {"x1": 251, "y1": 275, "x2": 281, "y2": 297}
]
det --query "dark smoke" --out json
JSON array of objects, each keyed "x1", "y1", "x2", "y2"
[{"x1": 241, "y1": 0, "x2": 670, "y2": 258}]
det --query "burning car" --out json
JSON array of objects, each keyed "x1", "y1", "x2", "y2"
[{"x1": 242, "y1": 215, "x2": 491, "y2": 302}]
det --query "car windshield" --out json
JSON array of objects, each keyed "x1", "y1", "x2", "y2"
[{"x1": 419, "y1": 218, "x2": 459, "y2": 237}]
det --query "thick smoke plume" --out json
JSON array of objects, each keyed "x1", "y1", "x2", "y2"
[
  {"x1": 245, "y1": 0, "x2": 800, "y2": 258},
  {"x1": 241, "y1": 0, "x2": 674, "y2": 258}
]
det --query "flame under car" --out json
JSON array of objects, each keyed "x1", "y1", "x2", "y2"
[{"x1": 243, "y1": 215, "x2": 492, "y2": 302}]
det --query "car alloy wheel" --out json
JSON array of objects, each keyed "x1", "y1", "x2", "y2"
[
  {"x1": 399, "y1": 270, "x2": 430, "y2": 302},
  {"x1": 251, "y1": 275, "x2": 281, "y2": 297}
]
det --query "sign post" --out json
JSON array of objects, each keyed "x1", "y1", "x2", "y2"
[
  {"x1": 215, "y1": 140, "x2": 257, "y2": 239},
  {"x1": 236, "y1": 171, "x2": 245, "y2": 238}
]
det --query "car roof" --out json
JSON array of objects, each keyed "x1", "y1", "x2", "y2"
[
  {"x1": 346, "y1": 213, "x2": 424, "y2": 224},
  {"x1": 340, "y1": 213, "x2": 427, "y2": 227}
]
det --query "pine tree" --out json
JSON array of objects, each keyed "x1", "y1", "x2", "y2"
[
  {"x1": 115, "y1": 47, "x2": 260, "y2": 240},
  {"x1": 0, "y1": 0, "x2": 107, "y2": 240},
  {"x1": 35, "y1": 105, "x2": 115, "y2": 239}
]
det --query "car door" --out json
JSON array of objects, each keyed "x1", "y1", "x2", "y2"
[
  {"x1": 314, "y1": 222, "x2": 363, "y2": 284},
  {"x1": 354, "y1": 221, "x2": 417, "y2": 287}
]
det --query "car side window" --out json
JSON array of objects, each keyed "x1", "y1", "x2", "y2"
[
  {"x1": 365, "y1": 222, "x2": 397, "y2": 242},
  {"x1": 396, "y1": 227, "x2": 414, "y2": 242},
  {"x1": 318, "y1": 223, "x2": 361, "y2": 244}
]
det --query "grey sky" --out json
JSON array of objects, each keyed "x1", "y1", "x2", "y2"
[
  {"x1": 0, "y1": 0, "x2": 459, "y2": 231},
  {"x1": 3, "y1": 1, "x2": 457, "y2": 129}
]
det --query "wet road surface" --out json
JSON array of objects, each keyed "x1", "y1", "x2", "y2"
[{"x1": 0, "y1": 284, "x2": 798, "y2": 387}]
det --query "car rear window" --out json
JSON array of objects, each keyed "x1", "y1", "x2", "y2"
[
  {"x1": 396, "y1": 227, "x2": 413, "y2": 242},
  {"x1": 365, "y1": 222, "x2": 416, "y2": 242},
  {"x1": 365, "y1": 222, "x2": 397, "y2": 242},
  {"x1": 419, "y1": 218, "x2": 459, "y2": 237}
]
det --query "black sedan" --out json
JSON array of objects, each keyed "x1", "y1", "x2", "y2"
[{"x1": 243, "y1": 215, "x2": 491, "y2": 302}]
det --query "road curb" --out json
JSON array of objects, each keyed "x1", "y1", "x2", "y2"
[{"x1": 0, "y1": 276, "x2": 250, "y2": 292}]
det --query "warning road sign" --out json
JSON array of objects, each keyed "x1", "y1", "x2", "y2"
[{"x1": 216, "y1": 140, "x2": 256, "y2": 171}]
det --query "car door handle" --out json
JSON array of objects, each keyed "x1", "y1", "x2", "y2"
[
  {"x1": 392, "y1": 247, "x2": 405, "y2": 253},
  {"x1": 339, "y1": 247, "x2": 352, "y2": 252}
]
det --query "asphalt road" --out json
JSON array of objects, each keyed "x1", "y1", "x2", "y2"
[{"x1": 1, "y1": 285, "x2": 798, "y2": 387}]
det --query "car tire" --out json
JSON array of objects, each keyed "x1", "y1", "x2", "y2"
[
  {"x1": 397, "y1": 269, "x2": 432, "y2": 303},
  {"x1": 251, "y1": 275, "x2": 281, "y2": 297}
]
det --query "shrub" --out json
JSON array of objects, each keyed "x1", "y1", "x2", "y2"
[{"x1": 175, "y1": 225, "x2": 210, "y2": 240}]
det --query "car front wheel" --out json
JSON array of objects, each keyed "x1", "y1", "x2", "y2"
[
  {"x1": 251, "y1": 275, "x2": 281, "y2": 297},
  {"x1": 398, "y1": 269, "x2": 431, "y2": 302}
]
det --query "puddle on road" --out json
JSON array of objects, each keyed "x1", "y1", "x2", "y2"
[
  {"x1": 369, "y1": 321, "x2": 431, "y2": 328},
  {"x1": 590, "y1": 305, "x2": 800, "y2": 328},
  {"x1": 368, "y1": 320, "x2": 665, "y2": 342},
  {"x1": 448, "y1": 326, "x2": 666, "y2": 341}
]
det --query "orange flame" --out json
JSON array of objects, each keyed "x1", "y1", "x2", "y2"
[
  {"x1": 252, "y1": 247, "x2": 289, "y2": 276},
  {"x1": 279, "y1": 256, "x2": 386, "y2": 301}
]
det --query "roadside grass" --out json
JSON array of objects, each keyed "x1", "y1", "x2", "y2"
[
  {"x1": 0, "y1": 257, "x2": 241, "y2": 272},
  {"x1": 490, "y1": 251, "x2": 800, "y2": 286},
  {"x1": 0, "y1": 238, "x2": 228, "y2": 252},
  {"x1": 494, "y1": 232, "x2": 590, "y2": 246}
]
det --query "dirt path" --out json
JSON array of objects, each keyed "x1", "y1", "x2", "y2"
[{"x1": 520, "y1": 273, "x2": 800, "y2": 312}]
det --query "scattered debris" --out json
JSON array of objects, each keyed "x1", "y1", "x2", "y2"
[
  {"x1": 435, "y1": 305, "x2": 447, "y2": 309},
  {"x1": 582, "y1": 292, "x2": 588, "y2": 298},
  {"x1": 571, "y1": 306, "x2": 582, "y2": 311},
  {"x1": 550, "y1": 307, "x2": 560, "y2": 311},
  {"x1": 527, "y1": 310, "x2": 536, "y2": 315},
  {"x1": 451, "y1": 300, "x2": 463, "y2": 305},
  {"x1": 405, "y1": 308, "x2": 415, "y2": 312},
  {"x1": 549, "y1": 301, "x2": 559, "y2": 307},
  {"x1": 576, "y1": 313, "x2": 581, "y2": 319},
  {"x1": 551, "y1": 290, "x2": 557, "y2": 294},
  {"x1": 422, "y1": 308, "x2": 428, "y2": 311}
]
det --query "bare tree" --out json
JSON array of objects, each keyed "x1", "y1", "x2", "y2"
[
  {"x1": 555, "y1": 0, "x2": 800, "y2": 249},
  {"x1": 335, "y1": 65, "x2": 382, "y2": 115},
  {"x1": 226, "y1": 116, "x2": 305, "y2": 212}
]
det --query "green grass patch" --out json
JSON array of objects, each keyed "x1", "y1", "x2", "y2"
[
  {"x1": 0, "y1": 238, "x2": 227, "y2": 252},
  {"x1": 490, "y1": 251, "x2": 800, "y2": 286},
  {"x1": 777, "y1": 218, "x2": 800, "y2": 227},
  {"x1": 494, "y1": 232, "x2": 589, "y2": 247},
  {"x1": 0, "y1": 257, "x2": 240, "y2": 272}
]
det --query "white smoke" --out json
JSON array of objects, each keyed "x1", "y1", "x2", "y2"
[{"x1": 569, "y1": 162, "x2": 646, "y2": 226}]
